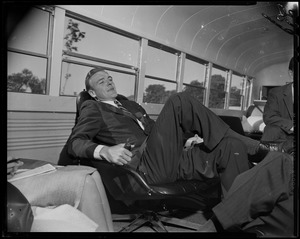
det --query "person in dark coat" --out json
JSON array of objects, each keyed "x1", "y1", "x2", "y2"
[
  {"x1": 197, "y1": 151, "x2": 294, "y2": 237},
  {"x1": 261, "y1": 57, "x2": 294, "y2": 154}
]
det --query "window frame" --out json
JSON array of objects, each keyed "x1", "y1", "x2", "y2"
[
  {"x1": 7, "y1": 5, "x2": 54, "y2": 95},
  {"x1": 6, "y1": 5, "x2": 254, "y2": 114},
  {"x1": 143, "y1": 41, "x2": 181, "y2": 104},
  {"x1": 60, "y1": 12, "x2": 141, "y2": 99},
  {"x1": 208, "y1": 64, "x2": 228, "y2": 109},
  {"x1": 182, "y1": 54, "x2": 208, "y2": 104}
]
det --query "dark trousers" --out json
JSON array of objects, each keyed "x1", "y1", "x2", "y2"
[
  {"x1": 261, "y1": 125, "x2": 294, "y2": 154},
  {"x1": 213, "y1": 151, "x2": 294, "y2": 236},
  {"x1": 138, "y1": 93, "x2": 252, "y2": 191}
]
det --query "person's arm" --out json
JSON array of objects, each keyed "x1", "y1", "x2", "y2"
[
  {"x1": 68, "y1": 101, "x2": 103, "y2": 159},
  {"x1": 7, "y1": 156, "x2": 24, "y2": 179},
  {"x1": 94, "y1": 144, "x2": 132, "y2": 165},
  {"x1": 68, "y1": 101, "x2": 132, "y2": 165},
  {"x1": 98, "y1": 144, "x2": 132, "y2": 165},
  {"x1": 263, "y1": 89, "x2": 293, "y2": 133}
]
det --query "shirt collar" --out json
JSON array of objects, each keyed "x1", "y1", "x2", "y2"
[{"x1": 101, "y1": 100, "x2": 117, "y2": 107}]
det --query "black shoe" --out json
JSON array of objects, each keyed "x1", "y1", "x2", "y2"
[
  {"x1": 261, "y1": 141, "x2": 294, "y2": 155},
  {"x1": 249, "y1": 143, "x2": 270, "y2": 163},
  {"x1": 260, "y1": 141, "x2": 284, "y2": 152}
]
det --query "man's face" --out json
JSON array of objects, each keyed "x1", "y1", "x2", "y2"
[{"x1": 88, "y1": 71, "x2": 118, "y2": 101}]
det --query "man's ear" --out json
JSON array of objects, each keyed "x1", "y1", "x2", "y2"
[
  {"x1": 88, "y1": 89, "x2": 96, "y2": 98},
  {"x1": 88, "y1": 90, "x2": 99, "y2": 101}
]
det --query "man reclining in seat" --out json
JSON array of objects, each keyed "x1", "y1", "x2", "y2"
[{"x1": 60, "y1": 67, "x2": 292, "y2": 234}]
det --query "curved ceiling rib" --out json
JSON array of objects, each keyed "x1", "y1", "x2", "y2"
[
  {"x1": 174, "y1": 7, "x2": 208, "y2": 43},
  {"x1": 154, "y1": 6, "x2": 172, "y2": 36},
  {"x1": 233, "y1": 45, "x2": 265, "y2": 72},
  {"x1": 190, "y1": 6, "x2": 227, "y2": 52},
  {"x1": 202, "y1": 5, "x2": 266, "y2": 56},
  {"x1": 246, "y1": 50, "x2": 293, "y2": 74},
  {"x1": 251, "y1": 52, "x2": 293, "y2": 75},
  {"x1": 192, "y1": 4, "x2": 271, "y2": 54},
  {"x1": 98, "y1": 4, "x2": 294, "y2": 77},
  {"x1": 130, "y1": 6, "x2": 139, "y2": 27}
]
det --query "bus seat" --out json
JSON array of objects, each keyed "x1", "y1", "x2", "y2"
[
  {"x1": 59, "y1": 90, "x2": 221, "y2": 232},
  {"x1": 219, "y1": 115, "x2": 263, "y2": 140}
]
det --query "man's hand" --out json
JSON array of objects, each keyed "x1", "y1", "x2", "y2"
[
  {"x1": 7, "y1": 156, "x2": 23, "y2": 179},
  {"x1": 184, "y1": 134, "x2": 204, "y2": 151},
  {"x1": 99, "y1": 143, "x2": 132, "y2": 165}
]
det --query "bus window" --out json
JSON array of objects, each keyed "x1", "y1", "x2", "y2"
[
  {"x1": 7, "y1": 6, "x2": 53, "y2": 95},
  {"x1": 209, "y1": 66, "x2": 227, "y2": 109},
  {"x1": 182, "y1": 56, "x2": 207, "y2": 104},
  {"x1": 60, "y1": 60, "x2": 136, "y2": 99},
  {"x1": 143, "y1": 44, "x2": 179, "y2": 104},
  {"x1": 229, "y1": 73, "x2": 244, "y2": 110},
  {"x1": 60, "y1": 16, "x2": 139, "y2": 98}
]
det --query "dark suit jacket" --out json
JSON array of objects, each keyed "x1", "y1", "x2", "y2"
[
  {"x1": 67, "y1": 98, "x2": 155, "y2": 161},
  {"x1": 262, "y1": 83, "x2": 293, "y2": 141}
]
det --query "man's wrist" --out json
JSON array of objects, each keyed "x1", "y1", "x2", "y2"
[{"x1": 94, "y1": 145, "x2": 105, "y2": 160}]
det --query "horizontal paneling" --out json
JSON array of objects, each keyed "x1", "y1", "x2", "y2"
[
  {"x1": 8, "y1": 92, "x2": 76, "y2": 112},
  {"x1": 8, "y1": 119, "x2": 74, "y2": 132},
  {"x1": 7, "y1": 134, "x2": 69, "y2": 150},
  {"x1": 7, "y1": 111, "x2": 76, "y2": 164}
]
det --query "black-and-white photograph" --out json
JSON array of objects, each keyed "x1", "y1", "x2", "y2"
[{"x1": 3, "y1": 2, "x2": 298, "y2": 237}]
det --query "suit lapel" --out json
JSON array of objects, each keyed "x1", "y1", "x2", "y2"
[
  {"x1": 101, "y1": 101, "x2": 121, "y2": 115},
  {"x1": 100, "y1": 101, "x2": 140, "y2": 125},
  {"x1": 283, "y1": 84, "x2": 293, "y2": 120}
]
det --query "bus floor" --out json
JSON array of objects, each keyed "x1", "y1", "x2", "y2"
[{"x1": 112, "y1": 209, "x2": 213, "y2": 232}]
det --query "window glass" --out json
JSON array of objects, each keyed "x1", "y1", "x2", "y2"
[
  {"x1": 209, "y1": 67, "x2": 227, "y2": 109},
  {"x1": 182, "y1": 58, "x2": 206, "y2": 102},
  {"x1": 8, "y1": 7, "x2": 49, "y2": 54},
  {"x1": 63, "y1": 17, "x2": 139, "y2": 67},
  {"x1": 143, "y1": 78, "x2": 177, "y2": 104},
  {"x1": 183, "y1": 58, "x2": 206, "y2": 85},
  {"x1": 7, "y1": 6, "x2": 50, "y2": 95},
  {"x1": 7, "y1": 49, "x2": 47, "y2": 94},
  {"x1": 145, "y1": 45, "x2": 177, "y2": 80},
  {"x1": 61, "y1": 62, "x2": 136, "y2": 98},
  {"x1": 229, "y1": 74, "x2": 244, "y2": 110}
]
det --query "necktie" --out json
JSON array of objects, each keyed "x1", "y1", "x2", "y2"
[
  {"x1": 114, "y1": 100, "x2": 145, "y2": 130},
  {"x1": 114, "y1": 100, "x2": 132, "y2": 115}
]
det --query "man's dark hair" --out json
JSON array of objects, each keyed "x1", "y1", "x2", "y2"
[
  {"x1": 85, "y1": 67, "x2": 106, "y2": 90},
  {"x1": 288, "y1": 57, "x2": 294, "y2": 72}
]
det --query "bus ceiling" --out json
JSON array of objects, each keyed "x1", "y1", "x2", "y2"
[{"x1": 57, "y1": 3, "x2": 296, "y2": 77}]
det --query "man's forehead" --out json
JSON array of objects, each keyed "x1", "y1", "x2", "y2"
[
  {"x1": 86, "y1": 67, "x2": 107, "y2": 80},
  {"x1": 90, "y1": 71, "x2": 109, "y2": 80}
]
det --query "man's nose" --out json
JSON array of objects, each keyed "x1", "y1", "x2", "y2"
[{"x1": 104, "y1": 79, "x2": 111, "y2": 84}]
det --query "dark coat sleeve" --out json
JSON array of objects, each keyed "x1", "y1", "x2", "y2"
[
  {"x1": 67, "y1": 100, "x2": 103, "y2": 159},
  {"x1": 263, "y1": 85, "x2": 293, "y2": 134}
]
